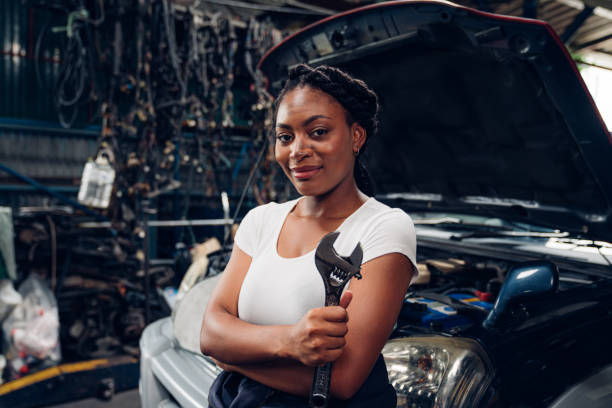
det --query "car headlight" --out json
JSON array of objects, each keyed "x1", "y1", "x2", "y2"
[{"x1": 382, "y1": 336, "x2": 494, "y2": 408}]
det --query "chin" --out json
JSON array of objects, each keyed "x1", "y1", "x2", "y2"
[
  {"x1": 292, "y1": 180, "x2": 325, "y2": 197},
  {"x1": 294, "y1": 186, "x2": 318, "y2": 197}
]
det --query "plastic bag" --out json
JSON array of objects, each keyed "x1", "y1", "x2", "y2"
[
  {"x1": 172, "y1": 237, "x2": 222, "y2": 313},
  {"x1": 2, "y1": 274, "x2": 61, "y2": 378},
  {"x1": 0, "y1": 355, "x2": 5, "y2": 385},
  {"x1": 0, "y1": 280, "x2": 22, "y2": 323},
  {"x1": 0, "y1": 207, "x2": 17, "y2": 280}
]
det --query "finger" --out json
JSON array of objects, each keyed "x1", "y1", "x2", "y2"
[
  {"x1": 307, "y1": 347, "x2": 345, "y2": 366},
  {"x1": 322, "y1": 306, "x2": 349, "y2": 322},
  {"x1": 322, "y1": 348, "x2": 344, "y2": 363},
  {"x1": 323, "y1": 335, "x2": 346, "y2": 349},
  {"x1": 339, "y1": 290, "x2": 353, "y2": 309},
  {"x1": 319, "y1": 321, "x2": 348, "y2": 337}
]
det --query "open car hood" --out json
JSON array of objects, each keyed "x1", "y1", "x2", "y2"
[{"x1": 259, "y1": 0, "x2": 612, "y2": 241}]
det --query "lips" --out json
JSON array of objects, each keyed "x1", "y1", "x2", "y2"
[{"x1": 291, "y1": 165, "x2": 322, "y2": 179}]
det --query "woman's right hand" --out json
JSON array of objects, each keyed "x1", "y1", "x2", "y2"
[{"x1": 286, "y1": 291, "x2": 353, "y2": 367}]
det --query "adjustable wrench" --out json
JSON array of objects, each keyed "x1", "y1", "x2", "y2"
[{"x1": 309, "y1": 231, "x2": 363, "y2": 408}]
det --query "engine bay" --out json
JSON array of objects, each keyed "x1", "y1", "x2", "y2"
[{"x1": 394, "y1": 245, "x2": 596, "y2": 337}]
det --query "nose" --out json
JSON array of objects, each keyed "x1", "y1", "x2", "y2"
[{"x1": 289, "y1": 134, "x2": 312, "y2": 160}]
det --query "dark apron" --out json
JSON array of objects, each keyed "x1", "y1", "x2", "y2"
[{"x1": 208, "y1": 355, "x2": 396, "y2": 408}]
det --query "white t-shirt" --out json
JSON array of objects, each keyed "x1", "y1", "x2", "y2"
[{"x1": 235, "y1": 197, "x2": 417, "y2": 326}]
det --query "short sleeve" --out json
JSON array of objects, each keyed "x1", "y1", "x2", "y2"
[
  {"x1": 233, "y1": 207, "x2": 260, "y2": 257},
  {"x1": 361, "y1": 209, "x2": 417, "y2": 278}
]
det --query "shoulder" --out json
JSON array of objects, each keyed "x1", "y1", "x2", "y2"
[
  {"x1": 241, "y1": 199, "x2": 296, "y2": 225},
  {"x1": 353, "y1": 198, "x2": 417, "y2": 268},
  {"x1": 249, "y1": 198, "x2": 298, "y2": 216},
  {"x1": 359, "y1": 198, "x2": 415, "y2": 232},
  {"x1": 234, "y1": 199, "x2": 299, "y2": 257},
  {"x1": 243, "y1": 200, "x2": 283, "y2": 219}
]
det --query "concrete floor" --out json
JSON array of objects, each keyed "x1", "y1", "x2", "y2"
[{"x1": 47, "y1": 389, "x2": 140, "y2": 408}]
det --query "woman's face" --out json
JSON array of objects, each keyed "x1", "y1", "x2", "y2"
[{"x1": 274, "y1": 86, "x2": 364, "y2": 197}]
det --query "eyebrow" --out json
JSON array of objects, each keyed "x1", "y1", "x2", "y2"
[{"x1": 276, "y1": 114, "x2": 332, "y2": 130}]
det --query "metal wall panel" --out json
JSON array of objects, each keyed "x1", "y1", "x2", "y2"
[
  {"x1": 0, "y1": 1, "x2": 64, "y2": 122},
  {"x1": 0, "y1": 122, "x2": 98, "y2": 180},
  {"x1": 0, "y1": 2, "x2": 93, "y2": 207}
]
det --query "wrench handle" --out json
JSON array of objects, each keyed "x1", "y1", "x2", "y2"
[
  {"x1": 309, "y1": 293, "x2": 340, "y2": 407},
  {"x1": 310, "y1": 362, "x2": 332, "y2": 408},
  {"x1": 326, "y1": 293, "x2": 340, "y2": 307}
]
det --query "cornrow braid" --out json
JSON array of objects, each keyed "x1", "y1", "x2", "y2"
[{"x1": 274, "y1": 64, "x2": 380, "y2": 196}]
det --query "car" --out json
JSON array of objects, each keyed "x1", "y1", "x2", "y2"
[{"x1": 139, "y1": 1, "x2": 612, "y2": 407}]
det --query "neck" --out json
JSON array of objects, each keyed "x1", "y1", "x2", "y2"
[{"x1": 295, "y1": 181, "x2": 368, "y2": 219}]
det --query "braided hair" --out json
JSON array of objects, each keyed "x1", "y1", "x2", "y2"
[{"x1": 273, "y1": 64, "x2": 380, "y2": 196}]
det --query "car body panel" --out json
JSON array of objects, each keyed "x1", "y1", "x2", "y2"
[
  {"x1": 140, "y1": 317, "x2": 220, "y2": 408},
  {"x1": 549, "y1": 363, "x2": 612, "y2": 408}
]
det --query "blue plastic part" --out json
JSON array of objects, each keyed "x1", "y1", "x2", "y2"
[
  {"x1": 403, "y1": 293, "x2": 494, "y2": 330},
  {"x1": 483, "y1": 261, "x2": 559, "y2": 329}
]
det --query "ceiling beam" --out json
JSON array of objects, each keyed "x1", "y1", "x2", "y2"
[
  {"x1": 555, "y1": 0, "x2": 612, "y2": 20},
  {"x1": 561, "y1": 5, "x2": 595, "y2": 45},
  {"x1": 573, "y1": 32, "x2": 612, "y2": 50},
  {"x1": 584, "y1": 0, "x2": 612, "y2": 11}
]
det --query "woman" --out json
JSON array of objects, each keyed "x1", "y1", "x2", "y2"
[{"x1": 200, "y1": 64, "x2": 416, "y2": 407}]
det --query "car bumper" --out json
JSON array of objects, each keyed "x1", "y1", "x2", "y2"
[{"x1": 139, "y1": 317, "x2": 221, "y2": 408}]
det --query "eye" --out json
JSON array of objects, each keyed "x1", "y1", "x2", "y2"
[
  {"x1": 276, "y1": 133, "x2": 293, "y2": 144},
  {"x1": 311, "y1": 128, "x2": 328, "y2": 137}
]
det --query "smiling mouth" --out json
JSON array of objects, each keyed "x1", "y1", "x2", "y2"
[{"x1": 291, "y1": 166, "x2": 322, "y2": 180}]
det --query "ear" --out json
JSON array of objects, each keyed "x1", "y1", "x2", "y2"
[{"x1": 351, "y1": 123, "x2": 366, "y2": 154}]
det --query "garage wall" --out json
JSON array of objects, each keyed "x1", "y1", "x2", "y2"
[
  {"x1": 0, "y1": 2, "x2": 63, "y2": 122},
  {"x1": 0, "y1": 3, "x2": 97, "y2": 207}
]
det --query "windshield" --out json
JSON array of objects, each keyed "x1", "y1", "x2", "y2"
[
  {"x1": 411, "y1": 212, "x2": 612, "y2": 268},
  {"x1": 410, "y1": 212, "x2": 559, "y2": 233}
]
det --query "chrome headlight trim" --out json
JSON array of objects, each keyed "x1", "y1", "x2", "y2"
[{"x1": 382, "y1": 336, "x2": 494, "y2": 408}]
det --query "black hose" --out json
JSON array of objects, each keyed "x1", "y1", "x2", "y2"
[{"x1": 35, "y1": 18, "x2": 52, "y2": 89}]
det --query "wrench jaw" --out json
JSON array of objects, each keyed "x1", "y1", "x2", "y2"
[
  {"x1": 315, "y1": 232, "x2": 364, "y2": 300},
  {"x1": 329, "y1": 266, "x2": 348, "y2": 287},
  {"x1": 347, "y1": 243, "x2": 363, "y2": 273}
]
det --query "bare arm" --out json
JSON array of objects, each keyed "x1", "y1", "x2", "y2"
[
  {"x1": 200, "y1": 245, "x2": 290, "y2": 363},
  {"x1": 329, "y1": 252, "x2": 413, "y2": 398},
  {"x1": 206, "y1": 252, "x2": 413, "y2": 400},
  {"x1": 200, "y1": 245, "x2": 350, "y2": 365}
]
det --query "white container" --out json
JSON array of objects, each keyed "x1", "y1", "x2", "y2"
[{"x1": 77, "y1": 156, "x2": 116, "y2": 209}]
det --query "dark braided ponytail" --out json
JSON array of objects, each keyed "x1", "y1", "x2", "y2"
[{"x1": 274, "y1": 64, "x2": 380, "y2": 196}]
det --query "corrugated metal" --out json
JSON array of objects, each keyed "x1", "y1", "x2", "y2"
[
  {"x1": 0, "y1": 2, "x2": 63, "y2": 122},
  {"x1": 0, "y1": 127, "x2": 98, "y2": 180},
  {"x1": 576, "y1": 17, "x2": 612, "y2": 42},
  {"x1": 0, "y1": 121, "x2": 96, "y2": 205}
]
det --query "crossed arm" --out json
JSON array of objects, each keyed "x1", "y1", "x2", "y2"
[{"x1": 200, "y1": 244, "x2": 413, "y2": 400}]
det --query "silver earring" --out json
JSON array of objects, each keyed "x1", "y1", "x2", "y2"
[{"x1": 354, "y1": 148, "x2": 360, "y2": 157}]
